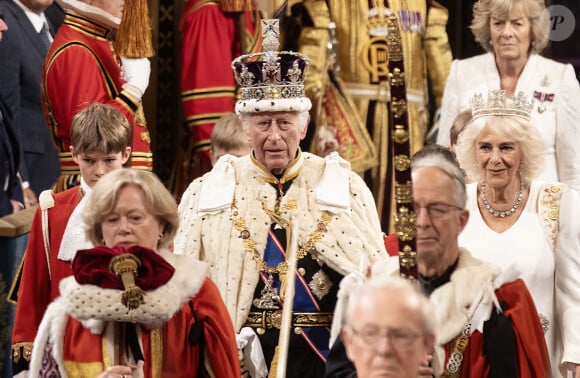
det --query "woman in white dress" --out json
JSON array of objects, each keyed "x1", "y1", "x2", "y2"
[
  {"x1": 437, "y1": 0, "x2": 580, "y2": 191},
  {"x1": 455, "y1": 90, "x2": 580, "y2": 378}
]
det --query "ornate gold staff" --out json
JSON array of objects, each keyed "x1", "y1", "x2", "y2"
[{"x1": 382, "y1": 10, "x2": 418, "y2": 280}]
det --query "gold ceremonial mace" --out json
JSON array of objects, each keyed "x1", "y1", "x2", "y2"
[{"x1": 384, "y1": 13, "x2": 418, "y2": 280}]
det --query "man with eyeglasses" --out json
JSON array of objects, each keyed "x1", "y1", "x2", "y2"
[
  {"x1": 342, "y1": 276, "x2": 435, "y2": 378},
  {"x1": 326, "y1": 145, "x2": 550, "y2": 377}
]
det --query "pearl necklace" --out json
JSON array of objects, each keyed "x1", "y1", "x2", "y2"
[{"x1": 480, "y1": 180, "x2": 524, "y2": 218}]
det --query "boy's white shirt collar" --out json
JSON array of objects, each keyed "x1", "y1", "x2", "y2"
[{"x1": 58, "y1": 178, "x2": 93, "y2": 262}]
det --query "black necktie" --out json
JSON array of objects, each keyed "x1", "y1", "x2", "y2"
[{"x1": 39, "y1": 22, "x2": 51, "y2": 52}]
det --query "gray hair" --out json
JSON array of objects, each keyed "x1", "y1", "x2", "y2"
[
  {"x1": 455, "y1": 115, "x2": 544, "y2": 183},
  {"x1": 470, "y1": 0, "x2": 550, "y2": 53},
  {"x1": 345, "y1": 276, "x2": 435, "y2": 337},
  {"x1": 411, "y1": 145, "x2": 467, "y2": 208}
]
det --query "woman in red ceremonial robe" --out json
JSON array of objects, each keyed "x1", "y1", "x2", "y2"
[{"x1": 29, "y1": 169, "x2": 239, "y2": 377}]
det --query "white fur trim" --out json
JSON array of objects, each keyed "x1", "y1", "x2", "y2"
[
  {"x1": 30, "y1": 299, "x2": 70, "y2": 378},
  {"x1": 60, "y1": 249, "x2": 208, "y2": 330},
  {"x1": 57, "y1": 0, "x2": 121, "y2": 29},
  {"x1": 235, "y1": 97, "x2": 312, "y2": 114}
]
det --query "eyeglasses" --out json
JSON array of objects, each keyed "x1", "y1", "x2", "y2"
[
  {"x1": 348, "y1": 326, "x2": 423, "y2": 350},
  {"x1": 413, "y1": 203, "x2": 463, "y2": 219}
]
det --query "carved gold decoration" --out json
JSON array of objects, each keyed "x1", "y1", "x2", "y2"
[
  {"x1": 394, "y1": 207, "x2": 416, "y2": 241},
  {"x1": 244, "y1": 311, "x2": 333, "y2": 330},
  {"x1": 540, "y1": 184, "x2": 563, "y2": 256},
  {"x1": 109, "y1": 254, "x2": 144, "y2": 310},
  {"x1": 391, "y1": 98, "x2": 407, "y2": 119},
  {"x1": 394, "y1": 155, "x2": 411, "y2": 172},
  {"x1": 393, "y1": 124, "x2": 409, "y2": 144},
  {"x1": 386, "y1": 14, "x2": 403, "y2": 61},
  {"x1": 231, "y1": 203, "x2": 333, "y2": 300},
  {"x1": 395, "y1": 181, "x2": 413, "y2": 204},
  {"x1": 389, "y1": 68, "x2": 405, "y2": 87},
  {"x1": 398, "y1": 245, "x2": 416, "y2": 269}
]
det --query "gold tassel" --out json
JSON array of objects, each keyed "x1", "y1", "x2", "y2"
[
  {"x1": 110, "y1": 254, "x2": 145, "y2": 310},
  {"x1": 114, "y1": 0, "x2": 155, "y2": 58},
  {"x1": 268, "y1": 346, "x2": 279, "y2": 378},
  {"x1": 121, "y1": 286, "x2": 145, "y2": 309}
]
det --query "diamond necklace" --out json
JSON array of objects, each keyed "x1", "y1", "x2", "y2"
[{"x1": 480, "y1": 180, "x2": 524, "y2": 218}]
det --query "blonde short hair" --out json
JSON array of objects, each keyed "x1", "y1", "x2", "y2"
[
  {"x1": 471, "y1": 0, "x2": 550, "y2": 53},
  {"x1": 83, "y1": 169, "x2": 178, "y2": 249},
  {"x1": 210, "y1": 113, "x2": 251, "y2": 152},
  {"x1": 455, "y1": 115, "x2": 545, "y2": 183},
  {"x1": 450, "y1": 110, "x2": 473, "y2": 147}
]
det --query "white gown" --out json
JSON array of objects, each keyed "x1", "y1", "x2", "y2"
[{"x1": 459, "y1": 181, "x2": 580, "y2": 377}]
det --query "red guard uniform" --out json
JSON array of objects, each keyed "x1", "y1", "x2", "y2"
[
  {"x1": 174, "y1": 0, "x2": 260, "y2": 197},
  {"x1": 42, "y1": 13, "x2": 152, "y2": 191},
  {"x1": 11, "y1": 187, "x2": 80, "y2": 371}
]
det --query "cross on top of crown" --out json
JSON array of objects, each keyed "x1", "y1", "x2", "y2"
[{"x1": 261, "y1": 19, "x2": 280, "y2": 52}]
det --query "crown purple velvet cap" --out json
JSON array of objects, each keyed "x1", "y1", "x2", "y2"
[{"x1": 231, "y1": 19, "x2": 312, "y2": 114}]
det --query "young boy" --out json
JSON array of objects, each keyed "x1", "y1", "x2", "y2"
[
  {"x1": 11, "y1": 103, "x2": 132, "y2": 374},
  {"x1": 209, "y1": 112, "x2": 251, "y2": 165},
  {"x1": 449, "y1": 109, "x2": 472, "y2": 151}
]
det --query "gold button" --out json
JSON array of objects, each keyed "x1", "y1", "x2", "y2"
[{"x1": 294, "y1": 327, "x2": 302, "y2": 335}]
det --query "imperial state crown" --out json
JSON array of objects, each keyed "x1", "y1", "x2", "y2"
[{"x1": 231, "y1": 19, "x2": 312, "y2": 114}]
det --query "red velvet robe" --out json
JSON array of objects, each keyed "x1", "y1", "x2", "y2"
[{"x1": 41, "y1": 278, "x2": 239, "y2": 377}]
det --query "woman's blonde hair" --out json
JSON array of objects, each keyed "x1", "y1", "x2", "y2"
[
  {"x1": 455, "y1": 115, "x2": 544, "y2": 183},
  {"x1": 470, "y1": 0, "x2": 550, "y2": 53},
  {"x1": 83, "y1": 169, "x2": 178, "y2": 249}
]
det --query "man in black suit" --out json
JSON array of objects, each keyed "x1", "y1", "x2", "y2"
[
  {"x1": 0, "y1": 11, "x2": 24, "y2": 217},
  {"x1": 0, "y1": 0, "x2": 62, "y2": 207}
]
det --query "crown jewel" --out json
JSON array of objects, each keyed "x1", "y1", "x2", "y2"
[
  {"x1": 470, "y1": 90, "x2": 534, "y2": 121},
  {"x1": 231, "y1": 19, "x2": 311, "y2": 114}
]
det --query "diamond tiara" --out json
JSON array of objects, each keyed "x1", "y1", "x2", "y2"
[{"x1": 470, "y1": 90, "x2": 534, "y2": 121}]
